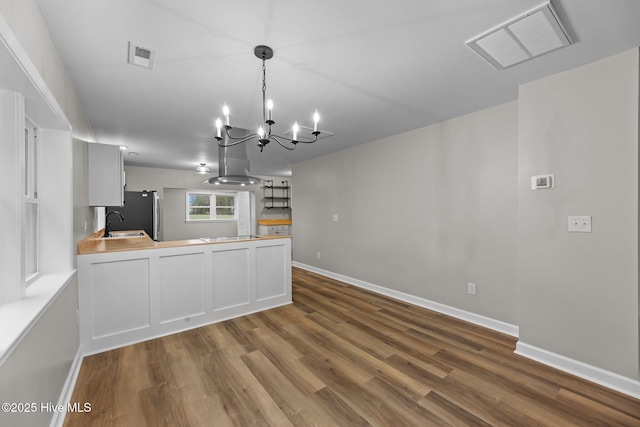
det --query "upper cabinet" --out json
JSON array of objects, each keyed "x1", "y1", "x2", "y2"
[{"x1": 88, "y1": 143, "x2": 124, "y2": 206}]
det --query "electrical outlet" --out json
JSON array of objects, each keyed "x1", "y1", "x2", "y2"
[
  {"x1": 467, "y1": 282, "x2": 476, "y2": 295},
  {"x1": 568, "y1": 216, "x2": 592, "y2": 232},
  {"x1": 317, "y1": 252, "x2": 321, "y2": 259}
]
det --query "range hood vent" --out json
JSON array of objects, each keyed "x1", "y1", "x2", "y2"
[
  {"x1": 204, "y1": 133, "x2": 262, "y2": 186},
  {"x1": 466, "y1": 1, "x2": 572, "y2": 70}
]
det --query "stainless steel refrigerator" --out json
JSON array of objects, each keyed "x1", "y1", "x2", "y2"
[{"x1": 106, "y1": 191, "x2": 160, "y2": 240}]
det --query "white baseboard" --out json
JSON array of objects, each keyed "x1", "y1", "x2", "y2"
[
  {"x1": 515, "y1": 342, "x2": 640, "y2": 400},
  {"x1": 50, "y1": 347, "x2": 84, "y2": 427},
  {"x1": 293, "y1": 262, "x2": 640, "y2": 399},
  {"x1": 292, "y1": 262, "x2": 519, "y2": 337}
]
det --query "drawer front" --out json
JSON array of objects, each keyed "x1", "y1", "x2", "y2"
[{"x1": 267, "y1": 225, "x2": 290, "y2": 235}]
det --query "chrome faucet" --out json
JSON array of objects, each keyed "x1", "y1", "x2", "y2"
[{"x1": 104, "y1": 210, "x2": 125, "y2": 238}]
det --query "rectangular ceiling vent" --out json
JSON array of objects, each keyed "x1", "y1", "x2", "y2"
[
  {"x1": 128, "y1": 42, "x2": 156, "y2": 69},
  {"x1": 284, "y1": 125, "x2": 334, "y2": 142},
  {"x1": 466, "y1": 1, "x2": 572, "y2": 70}
]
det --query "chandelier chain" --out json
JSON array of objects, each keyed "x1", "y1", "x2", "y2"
[{"x1": 261, "y1": 58, "x2": 267, "y2": 126}]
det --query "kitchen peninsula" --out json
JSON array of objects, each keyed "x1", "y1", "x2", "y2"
[{"x1": 77, "y1": 231, "x2": 291, "y2": 355}]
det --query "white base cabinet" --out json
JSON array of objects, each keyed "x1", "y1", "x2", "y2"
[{"x1": 78, "y1": 238, "x2": 291, "y2": 355}]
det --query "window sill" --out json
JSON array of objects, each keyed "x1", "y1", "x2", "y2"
[{"x1": 0, "y1": 270, "x2": 76, "y2": 366}]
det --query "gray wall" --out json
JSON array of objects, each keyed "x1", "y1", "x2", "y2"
[
  {"x1": 292, "y1": 48, "x2": 640, "y2": 382},
  {"x1": 162, "y1": 188, "x2": 238, "y2": 241},
  {"x1": 73, "y1": 138, "x2": 95, "y2": 259},
  {"x1": 124, "y1": 165, "x2": 292, "y2": 240},
  {"x1": 293, "y1": 101, "x2": 520, "y2": 325},
  {"x1": 518, "y1": 49, "x2": 639, "y2": 379}
]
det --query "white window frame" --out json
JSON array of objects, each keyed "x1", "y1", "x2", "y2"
[
  {"x1": 0, "y1": 20, "x2": 76, "y2": 364},
  {"x1": 185, "y1": 191, "x2": 237, "y2": 222},
  {"x1": 24, "y1": 117, "x2": 39, "y2": 284}
]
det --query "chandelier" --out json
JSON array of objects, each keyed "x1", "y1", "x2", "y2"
[{"x1": 214, "y1": 45, "x2": 320, "y2": 152}]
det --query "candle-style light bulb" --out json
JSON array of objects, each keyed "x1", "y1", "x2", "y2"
[
  {"x1": 222, "y1": 104, "x2": 230, "y2": 126},
  {"x1": 292, "y1": 122, "x2": 299, "y2": 141},
  {"x1": 313, "y1": 110, "x2": 320, "y2": 132},
  {"x1": 215, "y1": 117, "x2": 222, "y2": 138},
  {"x1": 266, "y1": 99, "x2": 274, "y2": 121},
  {"x1": 258, "y1": 126, "x2": 265, "y2": 139}
]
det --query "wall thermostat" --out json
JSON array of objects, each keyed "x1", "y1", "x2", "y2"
[{"x1": 531, "y1": 174, "x2": 554, "y2": 190}]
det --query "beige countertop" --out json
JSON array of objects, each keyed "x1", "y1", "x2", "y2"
[
  {"x1": 77, "y1": 229, "x2": 289, "y2": 255},
  {"x1": 257, "y1": 219, "x2": 292, "y2": 225}
]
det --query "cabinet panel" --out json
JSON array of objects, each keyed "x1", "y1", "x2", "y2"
[
  {"x1": 255, "y1": 245, "x2": 287, "y2": 301},
  {"x1": 78, "y1": 238, "x2": 291, "y2": 354},
  {"x1": 91, "y1": 258, "x2": 150, "y2": 338},
  {"x1": 159, "y1": 253, "x2": 206, "y2": 323},
  {"x1": 212, "y1": 248, "x2": 250, "y2": 310},
  {"x1": 89, "y1": 142, "x2": 124, "y2": 206}
]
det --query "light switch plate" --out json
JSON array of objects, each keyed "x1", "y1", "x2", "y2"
[{"x1": 568, "y1": 216, "x2": 592, "y2": 232}]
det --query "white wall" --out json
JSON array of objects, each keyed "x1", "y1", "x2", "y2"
[
  {"x1": 0, "y1": 2, "x2": 96, "y2": 425},
  {"x1": 517, "y1": 49, "x2": 639, "y2": 379},
  {"x1": 293, "y1": 101, "x2": 520, "y2": 325},
  {"x1": 0, "y1": 278, "x2": 79, "y2": 427},
  {"x1": 0, "y1": 90, "x2": 25, "y2": 302},
  {"x1": 0, "y1": 0, "x2": 96, "y2": 247},
  {"x1": 0, "y1": 0, "x2": 93, "y2": 141}
]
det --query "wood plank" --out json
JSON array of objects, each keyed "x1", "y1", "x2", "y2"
[{"x1": 64, "y1": 267, "x2": 640, "y2": 426}]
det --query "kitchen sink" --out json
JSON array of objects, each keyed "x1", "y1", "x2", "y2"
[{"x1": 103, "y1": 231, "x2": 145, "y2": 238}]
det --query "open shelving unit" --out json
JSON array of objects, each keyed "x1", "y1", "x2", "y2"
[{"x1": 263, "y1": 180, "x2": 291, "y2": 209}]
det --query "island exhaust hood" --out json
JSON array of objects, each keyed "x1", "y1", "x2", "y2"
[{"x1": 203, "y1": 134, "x2": 262, "y2": 186}]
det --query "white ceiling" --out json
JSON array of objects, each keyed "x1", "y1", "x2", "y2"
[{"x1": 35, "y1": 0, "x2": 640, "y2": 177}]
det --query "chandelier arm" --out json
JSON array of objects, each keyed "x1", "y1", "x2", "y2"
[
  {"x1": 218, "y1": 138, "x2": 252, "y2": 148},
  {"x1": 269, "y1": 135, "x2": 296, "y2": 151},
  {"x1": 268, "y1": 132, "x2": 319, "y2": 144},
  {"x1": 292, "y1": 132, "x2": 319, "y2": 144},
  {"x1": 224, "y1": 127, "x2": 260, "y2": 141},
  {"x1": 218, "y1": 133, "x2": 260, "y2": 147}
]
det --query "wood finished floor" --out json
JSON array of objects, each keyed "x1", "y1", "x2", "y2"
[{"x1": 65, "y1": 267, "x2": 640, "y2": 426}]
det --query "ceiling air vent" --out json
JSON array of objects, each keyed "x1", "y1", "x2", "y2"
[
  {"x1": 128, "y1": 42, "x2": 156, "y2": 69},
  {"x1": 466, "y1": 1, "x2": 572, "y2": 70},
  {"x1": 284, "y1": 125, "x2": 334, "y2": 142}
]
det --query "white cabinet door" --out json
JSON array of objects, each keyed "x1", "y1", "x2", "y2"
[{"x1": 88, "y1": 142, "x2": 123, "y2": 207}]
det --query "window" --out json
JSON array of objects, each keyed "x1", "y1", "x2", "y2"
[
  {"x1": 186, "y1": 192, "x2": 236, "y2": 221},
  {"x1": 24, "y1": 118, "x2": 39, "y2": 283}
]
